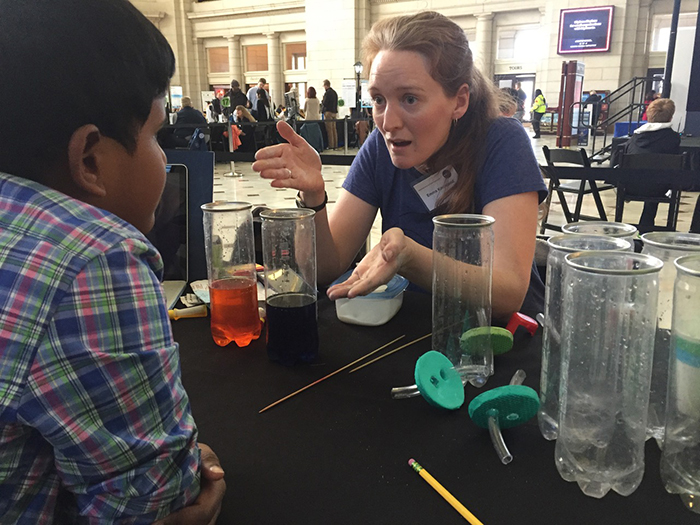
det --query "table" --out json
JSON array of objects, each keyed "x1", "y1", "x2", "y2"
[{"x1": 172, "y1": 293, "x2": 698, "y2": 524}]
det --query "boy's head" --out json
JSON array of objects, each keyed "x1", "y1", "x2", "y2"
[
  {"x1": 0, "y1": 0, "x2": 176, "y2": 233},
  {"x1": 0, "y1": 0, "x2": 174, "y2": 181},
  {"x1": 646, "y1": 98, "x2": 675, "y2": 123},
  {"x1": 182, "y1": 97, "x2": 193, "y2": 108}
]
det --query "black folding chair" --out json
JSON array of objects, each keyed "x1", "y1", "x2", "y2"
[
  {"x1": 539, "y1": 146, "x2": 616, "y2": 234},
  {"x1": 616, "y1": 153, "x2": 687, "y2": 232}
]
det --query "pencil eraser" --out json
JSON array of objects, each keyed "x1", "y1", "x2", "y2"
[{"x1": 408, "y1": 459, "x2": 415, "y2": 466}]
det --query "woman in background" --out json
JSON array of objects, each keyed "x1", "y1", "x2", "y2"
[
  {"x1": 303, "y1": 86, "x2": 321, "y2": 120},
  {"x1": 253, "y1": 11, "x2": 547, "y2": 319},
  {"x1": 256, "y1": 88, "x2": 273, "y2": 121},
  {"x1": 235, "y1": 105, "x2": 256, "y2": 123},
  {"x1": 530, "y1": 89, "x2": 546, "y2": 138}
]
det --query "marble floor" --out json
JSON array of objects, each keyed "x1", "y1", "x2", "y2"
[{"x1": 212, "y1": 127, "x2": 698, "y2": 246}]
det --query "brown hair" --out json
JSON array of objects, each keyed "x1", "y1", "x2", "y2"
[
  {"x1": 646, "y1": 98, "x2": 675, "y2": 123},
  {"x1": 307, "y1": 86, "x2": 317, "y2": 98},
  {"x1": 362, "y1": 11, "x2": 499, "y2": 213},
  {"x1": 235, "y1": 105, "x2": 256, "y2": 122},
  {"x1": 498, "y1": 88, "x2": 517, "y2": 117}
]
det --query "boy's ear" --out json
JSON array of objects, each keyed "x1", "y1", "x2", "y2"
[{"x1": 67, "y1": 124, "x2": 109, "y2": 198}]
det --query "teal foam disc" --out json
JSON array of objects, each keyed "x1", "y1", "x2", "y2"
[
  {"x1": 468, "y1": 385, "x2": 539, "y2": 429},
  {"x1": 414, "y1": 351, "x2": 465, "y2": 410}
]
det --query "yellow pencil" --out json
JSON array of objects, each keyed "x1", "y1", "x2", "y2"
[{"x1": 408, "y1": 459, "x2": 484, "y2": 525}]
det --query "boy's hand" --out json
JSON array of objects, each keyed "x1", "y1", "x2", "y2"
[{"x1": 153, "y1": 443, "x2": 226, "y2": 525}]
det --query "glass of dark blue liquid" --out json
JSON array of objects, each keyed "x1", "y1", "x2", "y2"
[{"x1": 260, "y1": 209, "x2": 319, "y2": 365}]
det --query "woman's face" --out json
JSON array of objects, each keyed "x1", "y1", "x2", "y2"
[
  {"x1": 236, "y1": 108, "x2": 243, "y2": 118},
  {"x1": 369, "y1": 50, "x2": 469, "y2": 170}
]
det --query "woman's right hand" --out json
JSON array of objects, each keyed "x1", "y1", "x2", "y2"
[{"x1": 252, "y1": 121, "x2": 324, "y2": 199}]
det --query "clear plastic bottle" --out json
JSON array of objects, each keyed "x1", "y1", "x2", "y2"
[
  {"x1": 538, "y1": 235, "x2": 631, "y2": 441},
  {"x1": 556, "y1": 251, "x2": 662, "y2": 498},
  {"x1": 641, "y1": 232, "x2": 700, "y2": 445},
  {"x1": 660, "y1": 254, "x2": 700, "y2": 513},
  {"x1": 561, "y1": 221, "x2": 637, "y2": 249},
  {"x1": 432, "y1": 214, "x2": 494, "y2": 388},
  {"x1": 260, "y1": 209, "x2": 318, "y2": 366}
]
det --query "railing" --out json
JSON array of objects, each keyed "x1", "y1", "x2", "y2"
[
  {"x1": 571, "y1": 77, "x2": 652, "y2": 163},
  {"x1": 204, "y1": 116, "x2": 373, "y2": 165}
]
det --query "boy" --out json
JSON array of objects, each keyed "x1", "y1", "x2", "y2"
[
  {"x1": 622, "y1": 98, "x2": 681, "y2": 232},
  {"x1": 0, "y1": 1, "x2": 224, "y2": 522}
]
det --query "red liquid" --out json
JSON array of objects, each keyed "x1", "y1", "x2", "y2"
[{"x1": 209, "y1": 277, "x2": 261, "y2": 347}]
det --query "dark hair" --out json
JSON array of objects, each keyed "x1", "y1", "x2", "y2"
[
  {"x1": 258, "y1": 78, "x2": 267, "y2": 84},
  {"x1": 307, "y1": 86, "x2": 317, "y2": 99},
  {"x1": 0, "y1": 0, "x2": 175, "y2": 181},
  {"x1": 257, "y1": 88, "x2": 270, "y2": 107},
  {"x1": 363, "y1": 11, "x2": 499, "y2": 213},
  {"x1": 535, "y1": 89, "x2": 546, "y2": 106}
]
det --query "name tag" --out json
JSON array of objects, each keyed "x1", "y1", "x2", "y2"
[{"x1": 411, "y1": 166, "x2": 458, "y2": 212}]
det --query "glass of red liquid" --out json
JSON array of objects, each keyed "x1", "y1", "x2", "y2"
[
  {"x1": 201, "y1": 202, "x2": 261, "y2": 347},
  {"x1": 260, "y1": 209, "x2": 318, "y2": 366}
]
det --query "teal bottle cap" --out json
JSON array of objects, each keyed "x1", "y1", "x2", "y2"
[
  {"x1": 414, "y1": 351, "x2": 465, "y2": 410},
  {"x1": 468, "y1": 385, "x2": 539, "y2": 429},
  {"x1": 460, "y1": 326, "x2": 514, "y2": 356}
]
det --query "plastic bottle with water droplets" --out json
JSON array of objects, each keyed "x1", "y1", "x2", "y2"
[{"x1": 556, "y1": 251, "x2": 661, "y2": 498}]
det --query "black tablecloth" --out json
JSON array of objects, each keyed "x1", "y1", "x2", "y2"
[{"x1": 172, "y1": 292, "x2": 697, "y2": 524}]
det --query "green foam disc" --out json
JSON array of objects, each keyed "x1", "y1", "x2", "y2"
[
  {"x1": 460, "y1": 326, "x2": 514, "y2": 356},
  {"x1": 468, "y1": 385, "x2": 539, "y2": 429},
  {"x1": 414, "y1": 351, "x2": 465, "y2": 410}
]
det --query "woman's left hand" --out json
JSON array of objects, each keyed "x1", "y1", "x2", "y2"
[{"x1": 326, "y1": 228, "x2": 412, "y2": 300}]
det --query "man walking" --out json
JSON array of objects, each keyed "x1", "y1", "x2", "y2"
[{"x1": 321, "y1": 79, "x2": 339, "y2": 149}]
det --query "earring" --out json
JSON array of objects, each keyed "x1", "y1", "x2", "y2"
[{"x1": 452, "y1": 118, "x2": 458, "y2": 128}]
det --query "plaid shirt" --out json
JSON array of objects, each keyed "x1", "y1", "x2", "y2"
[{"x1": 0, "y1": 173, "x2": 200, "y2": 523}]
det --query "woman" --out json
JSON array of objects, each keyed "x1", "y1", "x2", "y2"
[
  {"x1": 256, "y1": 88, "x2": 273, "y2": 121},
  {"x1": 235, "y1": 105, "x2": 256, "y2": 123},
  {"x1": 253, "y1": 12, "x2": 547, "y2": 319},
  {"x1": 303, "y1": 86, "x2": 321, "y2": 120},
  {"x1": 530, "y1": 89, "x2": 546, "y2": 138}
]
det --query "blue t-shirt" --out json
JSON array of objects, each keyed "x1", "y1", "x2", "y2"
[{"x1": 342, "y1": 117, "x2": 548, "y2": 317}]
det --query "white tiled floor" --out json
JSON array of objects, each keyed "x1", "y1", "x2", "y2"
[{"x1": 213, "y1": 128, "x2": 699, "y2": 245}]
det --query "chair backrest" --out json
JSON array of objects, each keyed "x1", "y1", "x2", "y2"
[
  {"x1": 543, "y1": 146, "x2": 591, "y2": 168},
  {"x1": 620, "y1": 152, "x2": 687, "y2": 170}
]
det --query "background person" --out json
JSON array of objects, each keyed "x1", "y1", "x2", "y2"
[
  {"x1": 303, "y1": 86, "x2": 322, "y2": 120},
  {"x1": 256, "y1": 88, "x2": 273, "y2": 121},
  {"x1": 530, "y1": 89, "x2": 546, "y2": 138},
  {"x1": 321, "y1": 79, "x2": 339, "y2": 149},
  {"x1": 247, "y1": 78, "x2": 269, "y2": 110},
  {"x1": 173, "y1": 95, "x2": 207, "y2": 146},
  {"x1": 513, "y1": 81, "x2": 527, "y2": 122},
  {"x1": 586, "y1": 89, "x2": 602, "y2": 129},
  {"x1": 622, "y1": 98, "x2": 681, "y2": 232},
  {"x1": 235, "y1": 105, "x2": 257, "y2": 123},
  {"x1": 253, "y1": 11, "x2": 547, "y2": 320},
  {"x1": 224, "y1": 79, "x2": 248, "y2": 121},
  {"x1": 0, "y1": 0, "x2": 225, "y2": 522}
]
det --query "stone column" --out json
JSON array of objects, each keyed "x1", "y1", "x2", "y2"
[
  {"x1": 227, "y1": 35, "x2": 242, "y2": 85},
  {"x1": 266, "y1": 32, "x2": 283, "y2": 106},
  {"x1": 475, "y1": 13, "x2": 495, "y2": 79}
]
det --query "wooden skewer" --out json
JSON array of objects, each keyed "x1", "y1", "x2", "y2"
[
  {"x1": 348, "y1": 333, "x2": 432, "y2": 374},
  {"x1": 259, "y1": 335, "x2": 406, "y2": 414}
]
